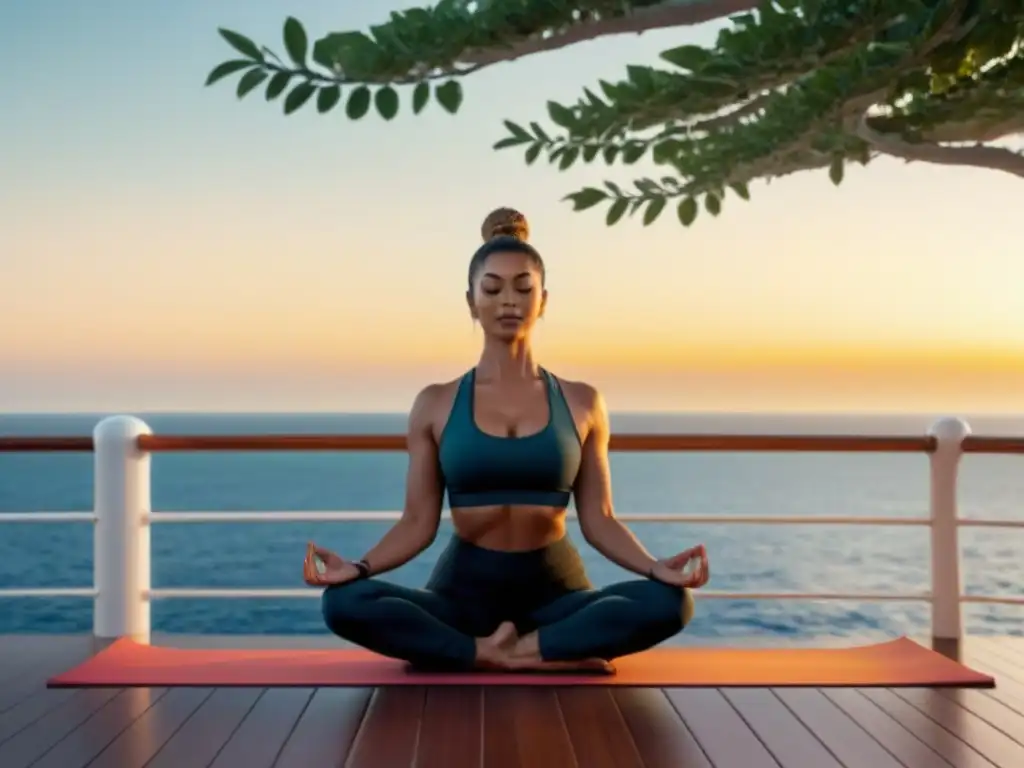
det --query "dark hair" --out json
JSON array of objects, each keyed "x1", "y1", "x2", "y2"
[{"x1": 468, "y1": 207, "x2": 546, "y2": 290}]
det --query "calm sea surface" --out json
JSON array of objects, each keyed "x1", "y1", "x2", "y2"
[{"x1": 1, "y1": 412, "x2": 1022, "y2": 641}]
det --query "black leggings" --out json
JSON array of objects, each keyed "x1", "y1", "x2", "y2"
[{"x1": 320, "y1": 535, "x2": 693, "y2": 670}]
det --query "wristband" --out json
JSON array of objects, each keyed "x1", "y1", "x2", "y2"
[{"x1": 353, "y1": 560, "x2": 372, "y2": 580}]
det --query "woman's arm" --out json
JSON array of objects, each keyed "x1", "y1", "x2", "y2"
[
  {"x1": 357, "y1": 386, "x2": 445, "y2": 575},
  {"x1": 573, "y1": 386, "x2": 660, "y2": 577}
]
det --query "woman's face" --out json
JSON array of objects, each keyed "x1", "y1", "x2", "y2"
[{"x1": 468, "y1": 250, "x2": 546, "y2": 342}]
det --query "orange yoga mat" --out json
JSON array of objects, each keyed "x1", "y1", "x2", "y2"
[{"x1": 47, "y1": 636, "x2": 994, "y2": 688}]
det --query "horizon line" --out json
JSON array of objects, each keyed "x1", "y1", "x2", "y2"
[{"x1": 3, "y1": 408, "x2": 1021, "y2": 418}]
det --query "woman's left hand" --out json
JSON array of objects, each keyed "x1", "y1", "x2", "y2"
[{"x1": 650, "y1": 544, "x2": 709, "y2": 588}]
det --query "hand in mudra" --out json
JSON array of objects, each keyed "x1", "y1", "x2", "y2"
[
  {"x1": 303, "y1": 542, "x2": 360, "y2": 586},
  {"x1": 650, "y1": 544, "x2": 709, "y2": 589}
]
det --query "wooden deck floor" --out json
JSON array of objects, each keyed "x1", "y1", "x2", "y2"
[{"x1": 0, "y1": 634, "x2": 1023, "y2": 767}]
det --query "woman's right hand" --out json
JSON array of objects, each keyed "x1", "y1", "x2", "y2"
[{"x1": 303, "y1": 542, "x2": 361, "y2": 586}]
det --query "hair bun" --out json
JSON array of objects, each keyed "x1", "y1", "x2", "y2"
[{"x1": 481, "y1": 207, "x2": 529, "y2": 242}]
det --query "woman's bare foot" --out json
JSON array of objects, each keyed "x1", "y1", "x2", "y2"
[
  {"x1": 504, "y1": 631, "x2": 615, "y2": 674},
  {"x1": 473, "y1": 621, "x2": 519, "y2": 669}
]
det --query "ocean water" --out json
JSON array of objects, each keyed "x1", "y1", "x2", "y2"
[{"x1": 1, "y1": 412, "x2": 1022, "y2": 641}]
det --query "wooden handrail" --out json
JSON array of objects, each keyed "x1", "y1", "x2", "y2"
[
  {"x1": 1, "y1": 433, "x2": 1021, "y2": 454},
  {"x1": 963, "y1": 435, "x2": 1024, "y2": 454},
  {"x1": 137, "y1": 433, "x2": 937, "y2": 452}
]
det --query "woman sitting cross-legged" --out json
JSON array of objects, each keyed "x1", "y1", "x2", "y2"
[{"x1": 303, "y1": 207, "x2": 710, "y2": 673}]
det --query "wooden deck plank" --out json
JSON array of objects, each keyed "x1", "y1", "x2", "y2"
[
  {"x1": 971, "y1": 638, "x2": 1024, "y2": 684},
  {"x1": 0, "y1": 637, "x2": 69, "y2": 687},
  {"x1": 0, "y1": 636, "x2": 93, "y2": 714},
  {"x1": 85, "y1": 687, "x2": 215, "y2": 768},
  {"x1": 772, "y1": 687, "x2": 909, "y2": 768},
  {"x1": 924, "y1": 688, "x2": 1024, "y2": 749},
  {"x1": 480, "y1": 688, "x2": 528, "y2": 768},
  {"x1": 976, "y1": 636, "x2": 1024, "y2": 662},
  {"x1": 208, "y1": 688, "x2": 315, "y2": 768},
  {"x1": 664, "y1": 688, "x2": 781, "y2": 768},
  {"x1": 0, "y1": 688, "x2": 124, "y2": 768},
  {"x1": 483, "y1": 689, "x2": 578, "y2": 768},
  {"x1": 344, "y1": 687, "x2": 426, "y2": 768},
  {"x1": 27, "y1": 688, "x2": 169, "y2": 768},
  {"x1": 0, "y1": 638, "x2": 96, "y2": 743},
  {"x1": 273, "y1": 688, "x2": 373, "y2": 768},
  {"x1": 414, "y1": 687, "x2": 484, "y2": 768},
  {"x1": 889, "y1": 687, "x2": 1024, "y2": 768},
  {"x1": 611, "y1": 689, "x2": 713, "y2": 768},
  {"x1": 0, "y1": 688, "x2": 81, "y2": 744},
  {"x1": 721, "y1": 688, "x2": 846, "y2": 768},
  {"x1": 860, "y1": 688, "x2": 999, "y2": 768},
  {"x1": 954, "y1": 643, "x2": 1024, "y2": 714},
  {"x1": 557, "y1": 688, "x2": 645, "y2": 768},
  {"x1": 823, "y1": 688, "x2": 958, "y2": 768},
  {"x1": 144, "y1": 688, "x2": 264, "y2": 768}
]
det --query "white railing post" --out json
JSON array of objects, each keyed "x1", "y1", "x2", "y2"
[
  {"x1": 93, "y1": 415, "x2": 152, "y2": 643},
  {"x1": 927, "y1": 416, "x2": 970, "y2": 652}
]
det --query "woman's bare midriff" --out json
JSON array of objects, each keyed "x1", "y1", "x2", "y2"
[{"x1": 450, "y1": 505, "x2": 568, "y2": 551}]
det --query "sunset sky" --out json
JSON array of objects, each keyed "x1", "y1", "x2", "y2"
[{"x1": 2, "y1": 0, "x2": 1022, "y2": 413}]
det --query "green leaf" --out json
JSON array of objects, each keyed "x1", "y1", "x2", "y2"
[
  {"x1": 643, "y1": 198, "x2": 667, "y2": 226},
  {"x1": 218, "y1": 29, "x2": 263, "y2": 60},
  {"x1": 283, "y1": 82, "x2": 316, "y2": 114},
  {"x1": 412, "y1": 82, "x2": 430, "y2": 114},
  {"x1": 558, "y1": 146, "x2": 579, "y2": 170},
  {"x1": 705, "y1": 193, "x2": 722, "y2": 216},
  {"x1": 621, "y1": 143, "x2": 646, "y2": 164},
  {"x1": 564, "y1": 187, "x2": 607, "y2": 211},
  {"x1": 494, "y1": 123, "x2": 531, "y2": 149},
  {"x1": 283, "y1": 17, "x2": 308, "y2": 67},
  {"x1": 236, "y1": 69, "x2": 268, "y2": 98},
  {"x1": 317, "y1": 85, "x2": 341, "y2": 113},
  {"x1": 729, "y1": 182, "x2": 750, "y2": 200},
  {"x1": 582, "y1": 145, "x2": 600, "y2": 162},
  {"x1": 435, "y1": 80, "x2": 463, "y2": 114},
  {"x1": 346, "y1": 86, "x2": 371, "y2": 119},
  {"x1": 547, "y1": 101, "x2": 575, "y2": 128},
  {"x1": 829, "y1": 156, "x2": 845, "y2": 185},
  {"x1": 677, "y1": 197, "x2": 698, "y2": 226},
  {"x1": 626, "y1": 65, "x2": 655, "y2": 89},
  {"x1": 205, "y1": 60, "x2": 254, "y2": 86},
  {"x1": 504, "y1": 121, "x2": 531, "y2": 140},
  {"x1": 494, "y1": 136, "x2": 529, "y2": 150},
  {"x1": 265, "y1": 71, "x2": 292, "y2": 100},
  {"x1": 634, "y1": 178, "x2": 660, "y2": 195},
  {"x1": 606, "y1": 198, "x2": 629, "y2": 226},
  {"x1": 602, "y1": 146, "x2": 618, "y2": 165},
  {"x1": 660, "y1": 44, "x2": 711, "y2": 71},
  {"x1": 311, "y1": 30, "x2": 375, "y2": 72},
  {"x1": 375, "y1": 86, "x2": 399, "y2": 120},
  {"x1": 524, "y1": 144, "x2": 542, "y2": 165}
]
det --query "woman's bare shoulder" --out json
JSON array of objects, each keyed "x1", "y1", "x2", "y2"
[
  {"x1": 555, "y1": 376, "x2": 604, "y2": 412},
  {"x1": 410, "y1": 377, "x2": 464, "y2": 434},
  {"x1": 552, "y1": 376, "x2": 607, "y2": 439}
]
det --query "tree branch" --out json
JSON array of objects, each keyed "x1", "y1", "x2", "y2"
[
  {"x1": 689, "y1": 93, "x2": 769, "y2": 132},
  {"x1": 458, "y1": 0, "x2": 761, "y2": 66},
  {"x1": 856, "y1": 112, "x2": 1024, "y2": 178}
]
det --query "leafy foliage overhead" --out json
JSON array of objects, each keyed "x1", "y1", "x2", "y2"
[{"x1": 207, "y1": 0, "x2": 1024, "y2": 228}]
